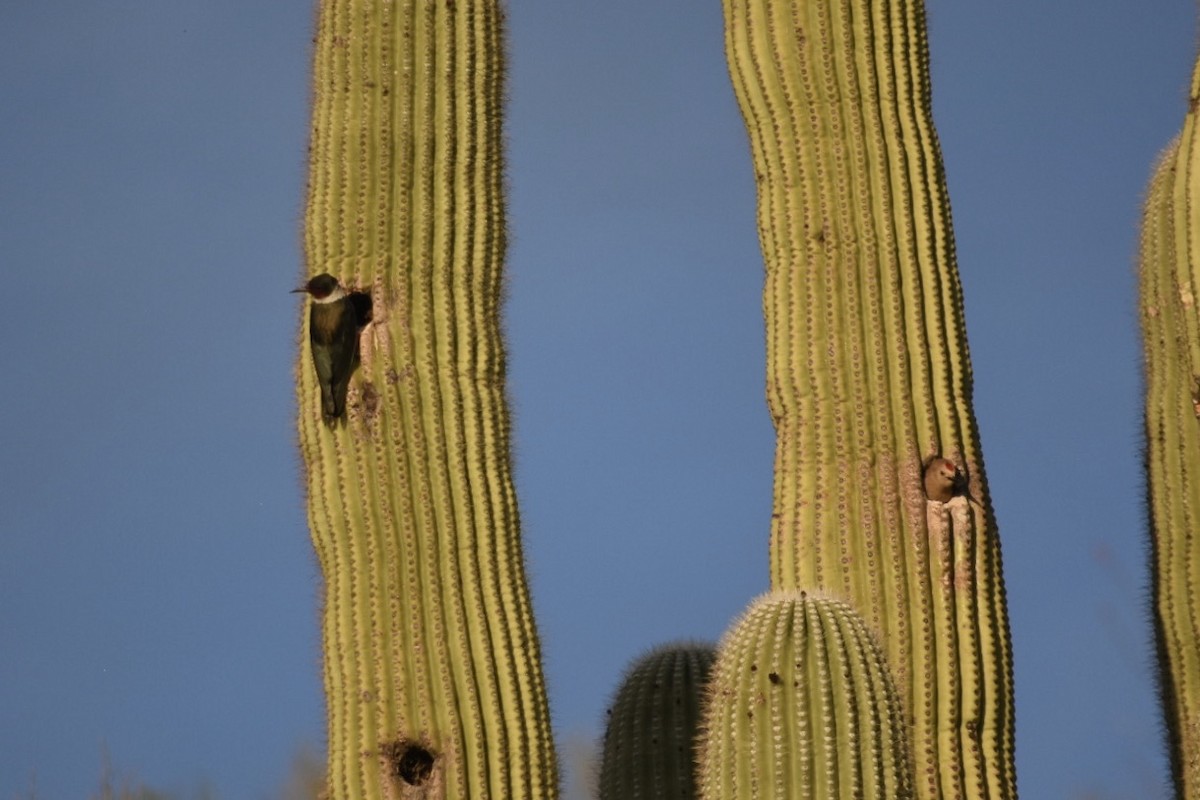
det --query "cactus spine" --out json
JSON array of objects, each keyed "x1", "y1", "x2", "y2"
[
  {"x1": 721, "y1": 1, "x2": 1015, "y2": 797},
  {"x1": 698, "y1": 592, "x2": 913, "y2": 800},
  {"x1": 297, "y1": 1, "x2": 557, "y2": 797},
  {"x1": 1141, "y1": 61, "x2": 1200, "y2": 796},
  {"x1": 599, "y1": 642, "x2": 716, "y2": 800}
]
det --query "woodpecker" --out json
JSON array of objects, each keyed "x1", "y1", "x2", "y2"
[
  {"x1": 293, "y1": 273, "x2": 358, "y2": 421},
  {"x1": 923, "y1": 457, "x2": 961, "y2": 503}
]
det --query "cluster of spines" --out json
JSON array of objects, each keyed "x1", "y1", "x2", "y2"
[
  {"x1": 1140, "y1": 68, "x2": 1200, "y2": 795},
  {"x1": 298, "y1": 1, "x2": 557, "y2": 798},
  {"x1": 598, "y1": 641, "x2": 716, "y2": 800},
  {"x1": 721, "y1": 0, "x2": 1014, "y2": 796},
  {"x1": 698, "y1": 591, "x2": 913, "y2": 800}
]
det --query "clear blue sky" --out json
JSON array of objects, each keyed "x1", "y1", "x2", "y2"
[{"x1": 0, "y1": 2, "x2": 1193, "y2": 798}]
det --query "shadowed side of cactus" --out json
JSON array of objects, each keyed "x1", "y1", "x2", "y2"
[
  {"x1": 698, "y1": 591, "x2": 913, "y2": 800},
  {"x1": 598, "y1": 642, "x2": 716, "y2": 800},
  {"x1": 296, "y1": 1, "x2": 557, "y2": 797},
  {"x1": 1141, "y1": 119, "x2": 1200, "y2": 798},
  {"x1": 721, "y1": 1, "x2": 1014, "y2": 796}
]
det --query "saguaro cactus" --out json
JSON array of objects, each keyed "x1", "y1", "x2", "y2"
[
  {"x1": 721, "y1": 1, "x2": 1015, "y2": 797},
  {"x1": 599, "y1": 642, "x2": 716, "y2": 800},
  {"x1": 297, "y1": 1, "x2": 557, "y2": 798},
  {"x1": 698, "y1": 591, "x2": 913, "y2": 800},
  {"x1": 1141, "y1": 77, "x2": 1200, "y2": 796}
]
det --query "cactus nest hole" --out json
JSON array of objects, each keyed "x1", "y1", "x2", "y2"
[
  {"x1": 348, "y1": 291, "x2": 373, "y2": 328},
  {"x1": 383, "y1": 740, "x2": 436, "y2": 786}
]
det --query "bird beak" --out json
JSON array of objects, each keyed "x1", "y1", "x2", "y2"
[{"x1": 290, "y1": 287, "x2": 308, "y2": 294}]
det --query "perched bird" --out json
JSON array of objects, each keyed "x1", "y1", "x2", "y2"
[
  {"x1": 923, "y1": 457, "x2": 961, "y2": 503},
  {"x1": 293, "y1": 273, "x2": 359, "y2": 421}
]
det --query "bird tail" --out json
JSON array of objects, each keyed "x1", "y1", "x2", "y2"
[{"x1": 321, "y1": 384, "x2": 340, "y2": 420}]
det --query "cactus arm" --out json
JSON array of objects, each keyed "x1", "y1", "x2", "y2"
[
  {"x1": 698, "y1": 592, "x2": 914, "y2": 800},
  {"x1": 1143, "y1": 120, "x2": 1200, "y2": 797},
  {"x1": 721, "y1": 1, "x2": 1015, "y2": 797},
  {"x1": 297, "y1": 1, "x2": 558, "y2": 797},
  {"x1": 598, "y1": 642, "x2": 716, "y2": 800}
]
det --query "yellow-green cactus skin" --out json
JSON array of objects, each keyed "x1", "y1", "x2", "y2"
[
  {"x1": 599, "y1": 642, "x2": 716, "y2": 800},
  {"x1": 721, "y1": 1, "x2": 1015, "y2": 797},
  {"x1": 296, "y1": 1, "x2": 557, "y2": 797},
  {"x1": 698, "y1": 592, "x2": 913, "y2": 800},
  {"x1": 1141, "y1": 85, "x2": 1200, "y2": 796}
]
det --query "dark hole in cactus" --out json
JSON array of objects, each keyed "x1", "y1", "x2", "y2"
[
  {"x1": 348, "y1": 290, "x2": 373, "y2": 330},
  {"x1": 382, "y1": 740, "x2": 436, "y2": 787},
  {"x1": 768, "y1": 671, "x2": 781, "y2": 684},
  {"x1": 397, "y1": 747, "x2": 434, "y2": 785}
]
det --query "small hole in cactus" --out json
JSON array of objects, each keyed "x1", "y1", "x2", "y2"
[
  {"x1": 359, "y1": 380, "x2": 381, "y2": 418},
  {"x1": 382, "y1": 740, "x2": 436, "y2": 787},
  {"x1": 348, "y1": 290, "x2": 373, "y2": 329},
  {"x1": 397, "y1": 747, "x2": 434, "y2": 785},
  {"x1": 768, "y1": 671, "x2": 781, "y2": 685}
]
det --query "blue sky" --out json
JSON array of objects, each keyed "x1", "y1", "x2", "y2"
[{"x1": 0, "y1": 1, "x2": 1194, "y2": 798}]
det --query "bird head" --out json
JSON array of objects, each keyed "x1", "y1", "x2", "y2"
[
  {"x1": 292, "y1": 273, "x2": 344, "y2": 301},
  {"x1": 922, "y1": 456, "x2": 966, "y2": 503},
  {"x1": 934, "y1": 458, "x2": 959, "y2": 483}
]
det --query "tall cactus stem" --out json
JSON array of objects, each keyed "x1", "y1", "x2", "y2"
[
  {"x1": 1142, "y1": 94, "x2": 1200, "y2": 796},
  {"x1": 296, "y1": 1, "x2": 558, "y2": 797},
  {"x1": 721, "y1": 0, "x2": 1015, "y2": 797}
]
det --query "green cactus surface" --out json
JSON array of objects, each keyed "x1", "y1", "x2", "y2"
[
  {"x1": 698, "y1": 591, "x2": 913, "y2": 800},
  {"x1": 721, "y1": 1, "x2": 1015, "y2": 797},
  {"x1": 296, "y1": 1, "x2": 557, "y2": 797},
  {"x1": 1141, "y1": 121, "x2": 1200, "y2": 796},
  {"x1": 599, "y1": 641, "x2": 716, "y2": 800}
]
